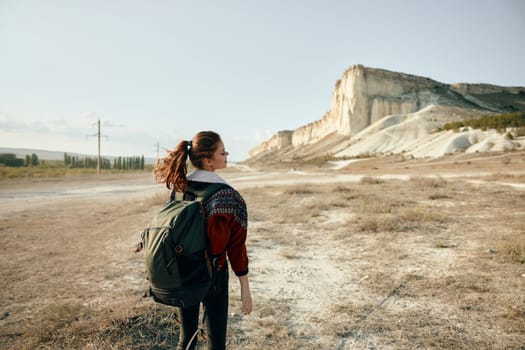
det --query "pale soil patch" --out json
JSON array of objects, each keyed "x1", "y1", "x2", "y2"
[{"x1": 0, "y1": 153, "x2": 524, "y2": 349}]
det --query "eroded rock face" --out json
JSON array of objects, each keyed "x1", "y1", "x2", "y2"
[
  {"x1": 249, "y1": 64, "x2": 525, "y2": 158},
  {"x1": 290, "y1": 65, "x2": 447, "y2": 147},
  {"x1": 249, "y1": 131, "x2": 293, "y2": 158}
]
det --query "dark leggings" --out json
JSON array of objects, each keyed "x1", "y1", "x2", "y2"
[{"x1": 176, "y1": 266, "x2": 229, "y2": 350}]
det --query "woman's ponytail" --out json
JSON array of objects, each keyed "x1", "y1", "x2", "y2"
[{"x1": 154, "y1": 140, "x2": 191, "y2": 192}]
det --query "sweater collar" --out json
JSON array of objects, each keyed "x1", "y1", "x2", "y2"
[{"x1": 187, "y1": 169, "x2": 230, "y2": 185}]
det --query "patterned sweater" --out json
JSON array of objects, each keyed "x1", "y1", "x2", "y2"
[{"x1": 188, "y1": 180, "x2": 249, "y2": 277}]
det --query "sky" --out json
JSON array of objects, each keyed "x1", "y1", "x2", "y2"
[{"x1": 1, "y1": 0, "x2": 524, "y2": 161}]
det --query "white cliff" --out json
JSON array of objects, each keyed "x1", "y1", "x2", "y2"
[{"x1": 248, "y1": 64, "x2": 525, "y2": 160}]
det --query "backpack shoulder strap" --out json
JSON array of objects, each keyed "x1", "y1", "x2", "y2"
[{"x1": 186, "y1": 182, "x2": 230, "y2": 202}]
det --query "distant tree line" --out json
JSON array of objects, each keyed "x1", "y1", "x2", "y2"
[
  {"x1": 64, "y1": 153, "x2": 145, "y2": 170},
  {"x1": 441, "y1": 112, "x2": 525, "y2": 134},
  {"x1": 111, "y1": 155, "x2": 145, "y2": 170},
  {"x1": 0, "y1": 153, "x2": 39, "y2": 167},
  {"x1": 64, "y1": 153, "x2": 112, "y2": 169},
  {"x1": 1, "y1": 152, "x2": 145, "y2": 170}
]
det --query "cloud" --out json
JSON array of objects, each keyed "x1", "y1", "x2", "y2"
[
  {"x1": 0, "y1": 115, "x2": 49, "y2": 133},
  {"x1": 0, "y1": 115, "x2": 23, "y2": 131},
  {"x1": 0, "y1": 113, "x2": 93, "y2": 134},
  {"x1": 79, "y1": 113, "x2": 125, "y2": 129},
  {"x1": 0, "y1": 113, "x2": 138, "y2": 155}
]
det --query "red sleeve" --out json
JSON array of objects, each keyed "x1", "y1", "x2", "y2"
[{"x1": 207, "y1": 214, "x2": 249, "y2": 276}]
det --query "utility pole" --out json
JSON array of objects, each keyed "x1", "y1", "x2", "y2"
[
  {"x1": 97, "y1": 118, "x2": 101, "y2": 175},
  {"x1": 87, "y1": 117, "x2": 108, "y2": 176}
]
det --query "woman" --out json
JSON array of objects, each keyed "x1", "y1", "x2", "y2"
[{"x1": 154, "y1": 130, "x2": 252, "y2": 350}]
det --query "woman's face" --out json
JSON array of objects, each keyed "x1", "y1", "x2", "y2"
[{"x1": 205, "y1": 141, "x2": 229, "y2": 171}]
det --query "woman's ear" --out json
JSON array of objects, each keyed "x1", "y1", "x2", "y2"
[{"x1": 202, "y1": 158, "x2": 212, "y2": 171}]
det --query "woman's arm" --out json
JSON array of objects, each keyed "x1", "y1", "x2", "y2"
[{"x1": 238, "y1": 274, "x2": 252, "y2": 315}]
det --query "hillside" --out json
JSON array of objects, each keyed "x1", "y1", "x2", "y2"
[{"x1": 247, "y1": 65, "x2": 525, "y2": 163}]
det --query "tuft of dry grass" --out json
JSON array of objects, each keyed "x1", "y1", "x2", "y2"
[
  {"x1": 499, "y1": 240, "x2": 525, "y2": 264},
  {"x1": 360, "y1": 176, "x2": 384, "y2": 184},
  {"x1": 410, "y1": 175, "x2": 448, "y2": 188},
  {"x1": 495, "y1": 216, "x2": 525, "y2": 264},
  {"x1": 281, "y1": 185, "x2": 318, "y2": 195},
  {"x1": 94, "y1": 304, "x2": 182, "y2": 350}
]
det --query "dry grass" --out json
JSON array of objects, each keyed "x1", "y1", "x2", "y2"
[
  {"x1": 0, "y1": 167, "x2": 524, "y2": 349},
  {"x1": 0, "y1": 188, "x2": 173, "y2": 349},
  {"x1": 237, "y1": 178, "x2": 525, "y2": 349},
  {"x1": 0, "y1": 165, "x2": 151, "y2": 179}
]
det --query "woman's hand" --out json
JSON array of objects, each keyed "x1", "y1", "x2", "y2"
[{"x1": 239, "y1": 275, "x2": 252, "y2": 315}]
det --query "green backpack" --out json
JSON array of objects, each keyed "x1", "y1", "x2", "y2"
[{"x1": 139, "y1": 183, "x2": 228, "y2": 307}]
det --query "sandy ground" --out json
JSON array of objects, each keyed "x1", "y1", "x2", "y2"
[{"x1": 0, "y1": 151, "x2": 524, "y2": 349}]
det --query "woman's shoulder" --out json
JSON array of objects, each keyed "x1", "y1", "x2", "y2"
[
  {"x1": 210, "y1": 185, "x2": 246, "y2": 205},
  {"x1": 204, "y1": 184, "x2": 248, "y2": 228}
]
